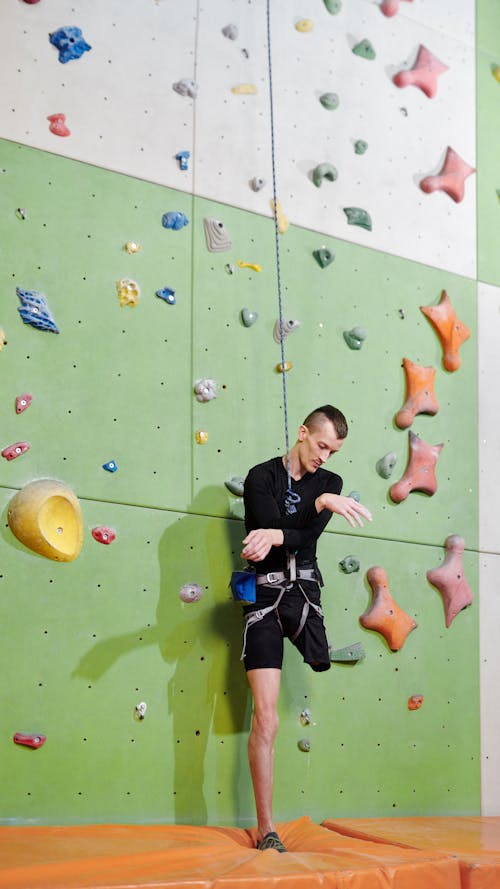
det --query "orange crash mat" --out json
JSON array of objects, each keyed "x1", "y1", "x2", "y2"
[
  {"x1": 0, "y1": 816, "x2": 461, "y2": 889},
  {"x1": 323, "y1": 817, "x2": 500, "y2": 889}
]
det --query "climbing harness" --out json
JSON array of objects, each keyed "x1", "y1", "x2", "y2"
[
  {"x1": 266, "y1": 0, "x2": 300, "y2": 516},
  {"x1": 240, "y1": 553, "x2": 325, "y2": 660}
]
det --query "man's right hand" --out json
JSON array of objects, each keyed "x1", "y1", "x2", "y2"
[{"x1": 241, "y1": 528, "x2": 284, "y2": 562}]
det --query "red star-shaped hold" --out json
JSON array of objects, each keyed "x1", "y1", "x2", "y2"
[
  {"x1": 380, "y1": 0, "x2": 413, "y2": 17},
  {"x1": 420, "y1": 290, "x2": 471, "y2": 372},
  {"x1": 426, "y1": 535, "x2": 473, "y2": 627},
  {"x1": 393, "y1": 45, "x2": 449, "y2": 98},
  {"x1": 389, "y1": 431, "x2": 444, "y2": 503},
  {"x1": 395, "y1": 357, "x2": 439, "y2": 429},
  {"x1": 420, "y1": 146, "x2": 475, "y2": 203}
]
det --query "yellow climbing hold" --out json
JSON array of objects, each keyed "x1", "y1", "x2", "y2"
[
  {"x1": 0, "y1": 328, "x2": 7, "y2": 350},
  {"x1": 270, "y1": 198, "x2": 289, "y2": 234},
  {"x1": 237, "y1": 260, "x2": 262, "y2": 272},
  {"x1": 124, "y1": 241, "x2": 141, "y2": 254},
  {"x1": 493, "y1": 66, "x2": 500, "y2": 83},
  {"x1": 195, "y1": 430, "x2": 209, "y2": 444},
  {"x1": 231, "y1": 84, "x2": 258, "y2": 95},
  {"x1": 116, "y1": 278, "x2": 140, "y2": 307},
  {"x1": 295, "y1": 18, "x2": 314, "y2": 32},
  {"x1": 276, "y1": 361, "x2": 293, "y2": 373}
]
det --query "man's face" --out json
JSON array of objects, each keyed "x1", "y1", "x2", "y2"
[{"x1": 298, "y1": 420, "x2": 344, "y2": 473}]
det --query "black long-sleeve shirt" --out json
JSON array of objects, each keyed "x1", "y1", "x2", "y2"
[{"x1": 243, "y1": 457, "x2": 343, "y2": 574}]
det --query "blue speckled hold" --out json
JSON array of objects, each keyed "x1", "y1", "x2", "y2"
[
  {"x1": 102, "y1": 461, "x2": 118, "y2": 473},
  {"x1": 16, "y1": 287, "x2": 59, "y2": 333},
  {"x1": 162, "y1": 211, "x2": 189, "y2": 231},
  {"x1": 49, "y1": 26, "x2": 92, "y2": 64},
  {"x1": 156, "y1": 286, "x2": 176, "y2": 305}
]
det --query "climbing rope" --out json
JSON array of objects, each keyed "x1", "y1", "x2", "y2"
[{"x1": 265, "y1": 0, "x2": 300, "y2": 516}]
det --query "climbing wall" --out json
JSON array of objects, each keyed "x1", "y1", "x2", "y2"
[{"x1": 0, "y1": 0, "x2": 493, "y2": 826}]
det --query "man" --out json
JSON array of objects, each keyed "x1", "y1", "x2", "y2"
[{"x1": 240, "y1": 405, "x2": 372, "y2": 852}]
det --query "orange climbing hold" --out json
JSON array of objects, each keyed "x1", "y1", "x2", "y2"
[
  {"x1": 420, "y1": 290, "x2": 470, "y2": 372},
  {"x1": 389, "y1": 431, "x2": 444, "y2": 503},
  {"x1": 360, "y1": 566, "x2": 417, "y2": 651},
  {"x1": 394, "y1": 358, "x2": 439, "y2": 429},
  {"x1": 426, "y1": 534, "x2": 473, "y2": 627}
]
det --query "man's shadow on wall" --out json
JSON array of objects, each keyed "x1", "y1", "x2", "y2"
[{"x1": 72, "y1": 486, "x2": 251, "y2": 825}]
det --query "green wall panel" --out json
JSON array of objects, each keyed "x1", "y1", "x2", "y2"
[{"x1": 477, "y1": 9, "x2": 500, "y2": 285}]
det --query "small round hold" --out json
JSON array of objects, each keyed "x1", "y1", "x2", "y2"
[
  {"x1": 354, "y1": 140, "x2": 368, "y2": 155},
  {"x1": 295, "y1": 18, "x2": 314, "y2": 32},
  {"x1": 222, "y1": 23, "x2": 238, "y2": 40},
  {"x1": 124, "y1": 241, "x2": 141, "y2": 254},
  {"x1": 225, "y1": 476, "x2": 244, "y2": 497},
  {"x1": 376, "y1": 452, "x2": 397, "y2": 479},
  {"x1": 408, "y1": 695, "x2": 424, "y2": 711},
  {"x1": 134, "y1": 702, "x2": 147, "y2": 720},
  {"x1": 312, "y1": 163, "x2": 338, "y2": 188},
  {"x1": 276, "y1": 361, "x2": 292, "y2": 373},
  {"x1": 299, "y1": 708, "x2": 311, "y2": 726},
  {"x1": 102, "y1": 460, "x2": 118, "y2": 473},
  {"x1": 195, "y1": 429, "x2": 208, "y2": 444},
  {"x1": 348, "y1": 490, "x2": 361, "y2": 502},
  {"x1": 298, "y1": 738, "x2": 311, "y2": 752},
  {"x1": 179, "y1": 582, "x2": 204, "y2": 603},
  {"x1": 241, "y1": 308, "x2": 258, "y2": 327},
  {"x1": 250, "y1": 176, "x2": 266, "y2": 192},
  {"x1": 313, "y1": 247, "x2": 335, "y2": 268},
  {"x1": 339, "y1": 555, "x2": 360, "y2": 574},
  {"x1": 343, "y1": 326, "x2": 367, "y2": 350},
  {"x1": 194, "y1": 379, "x2": 217, "y2": 403},
  {"x1": 319, "y1": 92, "x2": 339, "y2": 110}
]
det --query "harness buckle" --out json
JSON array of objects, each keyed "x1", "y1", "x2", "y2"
[{"x1": 266, "y1": 572, "x2": 281, "y2": 584}]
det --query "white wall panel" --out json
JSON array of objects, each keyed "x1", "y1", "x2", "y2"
[
  {"x1": 478, "y1": 281, "x2": 500, "y2": 555},
  {"x1": 480, "y1": 552, "x2": 500, "y2": 815}
]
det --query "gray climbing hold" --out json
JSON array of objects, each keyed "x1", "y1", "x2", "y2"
[
  {"x1": 241, "y1": 308, "x2": 258, "y2": 327},
  {"x1": 194, "y1": 379, "x2": 217, "y2": 402},
  {"x1": 323, "y1": 0, "x2": 342, "y2": 12},
  {"x1": 273, "y1": 318, "x2": 301, "y2": 344},
  {"x1": 313, "y1": 247, "x2": 335, "y2": 268},
  {"x1": 343, "y1": 207, "x2": 372, "y2": 231},
  {"x1": 312, "y1": 163, "x2": 338, "y2": 187},
  {"x1": 343, "y1": 326, "x2": 367, "y2": 350},
  {"x1": 222, "y1": 23, "x2": 238, "y2": 40},
  {"x1": 352, "y1": 39, "x2": 376, "y2": 60},
  {"x1": 225, "y1": 476, "x2": 245, "y2": 497},
  {"x1": 329, "y1": 642, "x2": 365, "y2": 663},
  {"x1": 339, "y1": 555, "x2": 360, "y2": 574},
  {"x1": 376, "y1": 451, "x2": 398, "y2": 479},
  {"x1": 299, "y1": 708, "x2": 311, "y2": 726},
  {"x1": 250, "y1": 176, "x2": 266, "y2": 192},
  {"x1": 348, "y1": 490, "x2": 361, "y2": 502},
  {"x1": 319, "y1": 92, "x2": 339, "y2": 110},
  {"x1": 172, "y1": 78, "x2": 198, "y2": 99},
  {"x1": 354, "y1": 140, "x2": 368, "y2": 155},
  {"x1": 179, "y1": 583, "x2": 204, "y2": 603},
  {"x1": 203, "y1": 217, "x2": 232, "y2": 252},
  {"x1": 298, "y1": 738, "x2": 311, "y2": 752}
]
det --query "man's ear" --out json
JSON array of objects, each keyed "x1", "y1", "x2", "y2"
[{"x1": 298, "y1": 424, "x2": 307, "y2": 441}]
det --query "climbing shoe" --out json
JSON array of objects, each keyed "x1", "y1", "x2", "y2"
[{"x1": 256, "y1": 831, "x2": 287, "y2": 853}]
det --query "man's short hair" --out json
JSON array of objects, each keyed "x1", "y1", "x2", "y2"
[{"x1": 303, "y1": 405, "x2": 348, "y2": 439}]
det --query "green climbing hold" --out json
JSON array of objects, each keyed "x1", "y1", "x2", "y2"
[
  {"x1": 343, "y1": 326, "x2": 367, "y2": 350},
  {"x1": 329, "y1": 642, "x2": 365, "y2": 663},
  {"x1": 319, "y1": 92, "x2": 339, "y2": 110},
  {"x1": 339, "y1": 555, "x2": 360, "y2": 574},
  {"x1": 376, "y1": 452, "x2": 397, "y2": 479},
  {"x1": 323, "y1": 0, "x2": 342, "y2": 13},
  {"x1": 343, "y1": 207, "x2": 372, "y2": 231},
  {"x1": 354, "y1": 140, "x2": 368, "y2": 155},
  {"x1": 312, "y1": 163, "x2": 338, "y2": 188},
  {"x1": 313, "y1": 247, "x2": 335, "y2": 268},
  {"x1": 352, "y1": 39, "x2": 376, "y2": 60}
]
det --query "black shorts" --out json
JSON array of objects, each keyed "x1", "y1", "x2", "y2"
[{"x1": 242, "y1": 580, "x2": 331, "y2": 673}]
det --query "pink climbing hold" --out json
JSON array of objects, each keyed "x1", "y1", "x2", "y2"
[
  {"x1": 393, "y1": 45, "x2": 449, "y2": 99},
  {"x1": 13, "y1": 733, "x2": 46, "y2": 748},
  {"x1": 420, "y1": 146, "x2": 475, "y2": 203},
  {"x1": 92, "y1": 526, "x2": 116, "y2": 545},
  {"x1": 426, "y1": 535, "x2": 473, "y2": 628},
  {"x1": 380, "y1": 0, "x2": 413, "y2": 17},
  {"x1": 15, "y1": 394, "x2": 32, "y2": 414},
  {"x1": 47, "y1": 113, "x2": 71, "y2": 137},
  {"x1": 389, "y1": 431, "x2": 444, "y2": 503},
  {"x1": 2, "y1": 441, "x2": 30, "y2": 461}
]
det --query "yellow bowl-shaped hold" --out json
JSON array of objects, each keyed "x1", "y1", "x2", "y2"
[
  {"x1": 8, "y1": 479, "x2": 84, "y2": 562},
  {"x1": 295, "y1": 18, "x2": 314, "y2": 32},
  {"x1": 276, "y1": 361, "x2": 293, "y2": 373},
  {"x1": 195, "y1": 429, "x2": 209, "y2": 444}
]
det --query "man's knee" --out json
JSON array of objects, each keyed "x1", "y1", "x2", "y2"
[{"x1": 251, "y1": 706, "x2": 279, "y2": 743}]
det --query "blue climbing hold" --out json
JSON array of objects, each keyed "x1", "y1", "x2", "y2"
[
  {"x1": 16, "y1": 287, "x2": 59, "y2": 333},
  {"x1": 175, "y1": 151, "x2": 191, "y2": 171},
  {"x1": 102, "y1": 461, "x2": 118, "y2": 473},
  {"x1": 156, "y1": 286, "x2": 176, "y2": 305},
  {"x1": 162, "y1": 211, "x2": 189, "y2": 231},
  {"x1": 49, "y1": 26, "x2": 92, "y2": 64}
]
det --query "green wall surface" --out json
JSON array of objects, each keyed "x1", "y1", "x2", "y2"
[{"x1": 0, "y1": 138, "x2": 479, "y2": 825}]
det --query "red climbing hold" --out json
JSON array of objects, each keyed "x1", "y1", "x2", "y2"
[
  {"x1": 393, "y1": 45, "x2": 448, "y2": 99},
  {"x1": 13, "y1": 733, "x2": 46, "y2": 748},
  {"x1": 47, "y1": 113, "x2": 71, "y2": 137},
  {"x1": 420, "y1": 146, "x2": 475, "y2": 203},
  {"x1": 380, "y1": 0, "x2": 413, "y2": 17},
  {"x1": 92, "y1": 526, "x2": 116, "y2": 545}
]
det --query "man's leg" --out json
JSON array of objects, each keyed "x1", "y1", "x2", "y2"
[{"x1": 246, "y1": 667, "x2": 281, "y2": 844}]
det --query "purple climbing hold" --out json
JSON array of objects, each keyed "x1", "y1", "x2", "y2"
[{"x1": 49, "y1": 26, "x2": 91, "y2": 64}]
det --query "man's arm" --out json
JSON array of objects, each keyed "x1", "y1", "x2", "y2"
[{"x1": 315, "y1": 493, "x2": 373, "y2": 528}]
